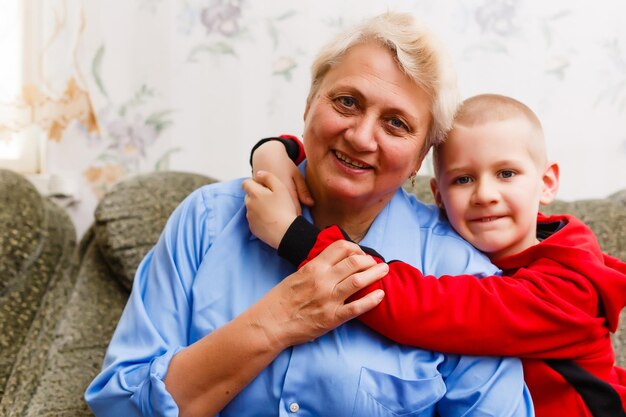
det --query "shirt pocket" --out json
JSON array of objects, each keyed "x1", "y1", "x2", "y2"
[{"x1": 351, "y1": 367, "x2": 446, "y2": 417}]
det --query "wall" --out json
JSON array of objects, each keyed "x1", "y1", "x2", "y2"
[{"x1": 45, "y1": 0, "x2": 626, "y2": 235}]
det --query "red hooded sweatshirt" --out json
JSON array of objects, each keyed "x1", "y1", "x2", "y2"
[{"x1": 279, "y1": 213, "x2": 626, "y2": 417}]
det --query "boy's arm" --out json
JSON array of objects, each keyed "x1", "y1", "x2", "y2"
[
  {"x1": 249, "y1": 135, "x2": 306, "y2": 166},
  {"x1": 249, "y1": 135, "x2": 313, "y2": 209},
  {"x1": 243, "y1": 171, "x2": 301, "y2": 250},
  {"x1": 278, "y1": 218, "x2": 607, "y2": 359}
]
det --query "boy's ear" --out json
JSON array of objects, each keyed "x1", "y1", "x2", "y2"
[
  {"x1": 540, "y1": 161, "x2": 560, "y2": 205},
  {"x1": 430, "y1": 177, "x2": 445, "y2": 211}
]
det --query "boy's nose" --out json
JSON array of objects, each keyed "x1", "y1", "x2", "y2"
[{"x1": 471, "y1": 179, "x2": 499, "y2": 205}]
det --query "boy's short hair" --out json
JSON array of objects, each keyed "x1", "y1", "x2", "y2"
[
  {"x1": 453, "y1": 94, "x2": 543, "y2": 129},
  {"x1": 308, "y1": 12, "x2": 460, "y2": 154},
  {"x1": 433, "y1": 93, "x2": 546, "y2": 177}
]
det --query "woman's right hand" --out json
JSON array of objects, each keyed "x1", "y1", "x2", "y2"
[
  {"x1": 251, "y1": 140, "x2": 314, "y2": 210},
  {"x1": 254, "y1": 240, "x2": 389, "y2": 348}
]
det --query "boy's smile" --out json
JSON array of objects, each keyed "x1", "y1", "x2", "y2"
[{"x1": 432, "y1": 116, "x2": 559, "y2": 260}]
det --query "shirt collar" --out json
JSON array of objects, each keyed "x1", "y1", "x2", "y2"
[{"x1": 300, "y1": 162, "x2": 423, "y2": 264}]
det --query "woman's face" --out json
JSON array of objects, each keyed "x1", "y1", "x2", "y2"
[{"x1": 303, "y1": 42, "x2": 433, "y2": 208}]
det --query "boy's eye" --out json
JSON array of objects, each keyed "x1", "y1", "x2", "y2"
[
  {"x1": 498, "y1": 170, "x2": 516, "y2": 179},
  {"x1": 454, "y1": 176, "x2": 472, "y2": 185}
]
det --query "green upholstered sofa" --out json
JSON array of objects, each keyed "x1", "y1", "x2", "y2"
[{"x1": 0, "y1": 168, "x2": 624, "y2": 416}]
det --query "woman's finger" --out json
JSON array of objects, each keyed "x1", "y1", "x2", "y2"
[
  {"x1": 307, "y1": 240, "x2": 366, "y2": 268},
  {"x1": 333, "y1": 262, "x2": 389, "y2": 301},
  {"x1": 337, "y1": 289, "x2": 385, "y2": 322},
  {"x1": 327, "y1": 251, "x2": 379, "y2": 282},
  {"x1": 293, "y1": 171, "x2": 314, "y2": 206}
]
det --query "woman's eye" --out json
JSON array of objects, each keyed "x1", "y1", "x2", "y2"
[
  {"x1": 388, "y1": 117, "x2": 409, "y2": 131},
  {"x1": 454, "y1": 176, "x2": 472, "y2": 185},
  {"x1": 337, "y1": 96, "x2": 356, "y2": 108},
  {"x1": 498, "y1": 170, "x2": 516, "y2": 179}
]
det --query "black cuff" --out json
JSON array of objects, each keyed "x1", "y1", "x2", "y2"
[
  {"x1": 249, "y1": 137, "x2": 302, "y2": 166},
  {"x1": 277, "y1": 216, "x2": 321, "y2": 266}
]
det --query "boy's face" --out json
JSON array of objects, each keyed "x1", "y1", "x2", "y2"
[{"x1": 432, "y1": 117, "x2": 558, "y2": 260}]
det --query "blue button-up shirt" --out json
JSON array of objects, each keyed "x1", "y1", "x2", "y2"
[{"x1": 85, "y1": 175, "x2": 533, "y2": 417}]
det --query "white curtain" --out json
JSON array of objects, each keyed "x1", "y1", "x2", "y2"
[{"x1": 0, "y1": 0, "x2": 97, "y2": 176}]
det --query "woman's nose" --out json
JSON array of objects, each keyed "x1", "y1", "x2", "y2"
[{"x1": 345, "y1": 116, "x2": 378, "y2": 152}]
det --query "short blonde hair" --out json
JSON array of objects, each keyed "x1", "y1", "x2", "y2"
[
  {"x1": 433, "y1": 93, "x2": 546, "y2": 176},
  {"x1": 453, "y1": 94, "x2": 543, "y2": 130},
  {"x1": 307, "y1": 12, "x2": 459, "y2": 152}
]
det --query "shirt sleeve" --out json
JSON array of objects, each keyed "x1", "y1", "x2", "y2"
[
  {"x1": 282, "y1": 220, "x2": 605, "y2": 359},
  {"x1": 85, "y1": 188, "x2": 211, "y2": 417}
]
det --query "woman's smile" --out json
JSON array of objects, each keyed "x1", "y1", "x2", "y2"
[{"x1": 333, "y1": 150, "x2": 373, "y2": 170}]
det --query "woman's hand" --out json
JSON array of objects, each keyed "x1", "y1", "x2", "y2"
[
  {"x1": 243, "y1": 171, "x2": 300, "y2": 249},
  {"x1": 254, "y1": 240, "x2": 389, "y2": 348},
  {"x1": 251, "y1": 140, "x2": 314, "y2": 209}
]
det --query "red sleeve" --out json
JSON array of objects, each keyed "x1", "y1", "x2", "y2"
[
  {"x1": 302, "y1": 227, "x2": 607, "y2": 359},
  {"x1": 278, "y1": 134, "x2": 306, "y2": 165}
]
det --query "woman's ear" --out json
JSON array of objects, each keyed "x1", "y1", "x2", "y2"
[
  {"x1": 303, "y1": 93, "x2": 315, "y2": 123},
  {"x1": 303, "y1": 100, "x2": 311, "y2": 122},
  {"x1": 430, "y1": 177, "x2": 445, "y2": 210},
  {"x1": 540, "y1": 161, "x2": 560, "y2": 206}
]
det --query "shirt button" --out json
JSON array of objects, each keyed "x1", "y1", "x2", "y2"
[{"x1": 289, "y1": 402, "x2": 300, "y2": 413}]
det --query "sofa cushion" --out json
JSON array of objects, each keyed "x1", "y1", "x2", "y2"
[
  {"x1": 94, "y1": 171, "x2": 217, "y2": 290},
  {"x1": 542, "y1": 199, "x2": 626, "y2": 262},
  {"x1": 18, "y1": 230, "x2": 129, "y2": 417},
  {"x1": 610, "y1": 189, "x2": 626, "y2": 207},
  {"x1": 0, "y1": 169, "x2": 77, "y2": 413},
  {"x1": 0, "y1": 170, "x2": 45, "y2": 296}
]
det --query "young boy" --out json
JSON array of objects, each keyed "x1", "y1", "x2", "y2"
[{"x1": 244, "y1": 94, "x2": 626, "y2": 417}]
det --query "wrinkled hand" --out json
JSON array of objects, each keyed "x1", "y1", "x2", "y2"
[
  {"x1": 255, "y1": 240, "x2": 389, "y2": 348},
  {"x1": 243, "y1": 171, "x2": 299, "y2": 249},
  {"x1": 251, "y1": 140, "x2": 314, "y2": 209}
]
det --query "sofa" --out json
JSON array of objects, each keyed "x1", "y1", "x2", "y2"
[{"x1": 0, "y1": 168, "x2": 624, "y2": 416}]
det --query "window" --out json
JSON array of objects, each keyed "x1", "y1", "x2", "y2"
[{"x1": 0, "y1": 0, "x2": 45, "y2": 174}]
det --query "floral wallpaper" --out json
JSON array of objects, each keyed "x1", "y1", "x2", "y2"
[{"x1": 19, "y1": 0, "x2": 626, "y2": 234}]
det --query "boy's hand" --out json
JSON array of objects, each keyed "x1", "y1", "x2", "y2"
[
  {"x1": 243, "y1": 171, "x2": 299, "y2": 249},
  {"x1": 251, "y1": 140, "x2": 314, "y2": 209}
]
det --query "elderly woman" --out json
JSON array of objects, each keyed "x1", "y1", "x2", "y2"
[{"x1": 85, "y1": 12, "x2": 533, "y2": 417}]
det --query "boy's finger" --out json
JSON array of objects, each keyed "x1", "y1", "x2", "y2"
[
  {"x1": 255, "y1": 170, "x2": 285, "y2": 192},
  {"x1": 241, "y1": 178, "x2": 254, "y2": 194},
  {"x1": 264, "y1": 171, "x2": 285, "y2": 192},
  {"x1": 242, "y1": 177, "x2": 269, "y2": 196},
  {"x1": 294, "y1": 174, "x2": 314, "y2": 206},
  {"x1": 252, "y1": 170, "x2": 268, "y2": 184}
]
